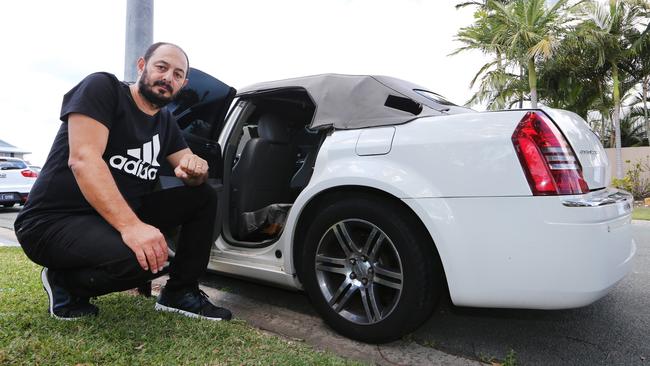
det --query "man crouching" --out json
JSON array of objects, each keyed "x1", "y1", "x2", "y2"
[{"x1": 14, "y1": 42, "x2": 231, "y2": 321}]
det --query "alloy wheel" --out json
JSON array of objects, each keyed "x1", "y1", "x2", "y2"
[{"x1": 314, "y1": 219, "x2": 403, "y2": 325}]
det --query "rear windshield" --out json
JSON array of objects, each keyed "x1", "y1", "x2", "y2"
[
  {"x1": 0, "y1": 160, "x2": 27, "y2": 170},
  {"x1": 414, "y1": 89, "x2": 456, "y2": 106}
]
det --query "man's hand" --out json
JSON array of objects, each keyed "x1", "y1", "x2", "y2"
[
  {"x1": 173, "y1": 153, "x2": 208, "y2": 186},
  {"x1": 120, "y1": 222, "x2": 168, "y2": 273}
]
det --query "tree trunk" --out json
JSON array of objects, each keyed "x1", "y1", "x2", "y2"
[
  {"x1": 609, "y1": 112, "x2": 616, "y2": 148},
  {"x1": 599, "y1": 84, "x2": 607, "y2": 146},
  {"x1": 528, "y1": 58, "x2": 538, "y2": 109},
  {"x1": 519, "y1": 65, "x2": 524, "y2": 109},
  {"x1": 612, "y1": 64, "x2": 623, "y2": 179},
  {"x1": 641, "y1": 76, "x2": 650, "y2": 145}
]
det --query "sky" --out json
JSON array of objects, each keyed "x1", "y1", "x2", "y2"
[{"x1": 0, "y1": 0, "x2": 488, "y2": 166}]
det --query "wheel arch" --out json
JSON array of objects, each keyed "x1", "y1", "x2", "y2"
[{"x1": 292, "y1": 184, "x2": 448, "y2": 287}]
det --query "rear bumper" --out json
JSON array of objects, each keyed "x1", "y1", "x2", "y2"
[
  {"x1": 0, "y1": 192, "x2": 28, "y2": 204},
  {"x1": 561, "y1": 188, "x2": 632, "y2": 208},
  {"x1": 1, "y1": 184, "x2": 32, "y2": 204},
  {"x1": 404, "y1": 188, "x2": 636, "y2": 309},
  {"x1": 0, "y1": 184, "x2": 32, "y2": 195}
]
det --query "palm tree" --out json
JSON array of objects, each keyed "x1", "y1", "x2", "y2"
[
  {"x1": 465, "y1": 66, "x2": 530, "y2": 109},
  {"x1": 489, "y1": 0, "x2": 580, "y2": 108},
  {"x1": 624, "y1": 90, "x2": 650, "y2": 144},
  {"x1": 602, "y1": 103, "x2": 648, "y2": 148},
  {"x1": 454, "y1": 0, "x2": 579, "y2": 109},
  {"x1": 625, "y1": 11, "x2": 650, "y2": 143},
  {"x1": 537, "y1": 30, "x2": 609, "y2": 120},
  {"x1": 453, "y1": 2, "x2": 522, "y2": 109},
  {"x1": 578, "y1": 0, "x2": 650, "y2": 178},
  {"x1": 642, "y1": 76, "x2": 650, "y2": 141}
]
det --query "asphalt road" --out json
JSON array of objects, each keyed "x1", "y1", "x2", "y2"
[
  {"x1": 0, "y1": 207, "x2": 20, "y2": 246},
  {"x1": 412, "y1": 221, "x2": 650, "y2": 365},
  {"x1": 0, "y1": 206, "x2": 19, "y2": 231},
  {"x1": 1, "y1": 207, "x2": 647, "y2": 365},
  {"x1": 201, "y1": 222, "x2": 650, "y2": 366}
]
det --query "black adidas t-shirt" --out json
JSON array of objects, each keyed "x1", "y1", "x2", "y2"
[{"x1": 16, "y1": 72, "x2": 187, "y2": 228}]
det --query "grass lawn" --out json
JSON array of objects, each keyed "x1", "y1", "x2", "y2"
[
  {"x1": 633, "y1": 206, "x2": 650, "y2": 220},
  {"x1": 0, "y1": 247, "x2": 361, "y2": 365}
]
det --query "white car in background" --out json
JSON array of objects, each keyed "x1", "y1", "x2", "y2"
[
  {"x1": 159, "y1": 69, "x2": 635, "y2": 343},
  {"x1": 0, "y1": 157, "x2": 38, "y2": 208},
  {"x1": 28, "y1": 165, "x2": 42, "y2": 173}
]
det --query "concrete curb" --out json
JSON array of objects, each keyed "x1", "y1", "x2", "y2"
[
  {"x1": 632, "y1": 219, "x2": 650, "y2": 226},
  {"x1": 0, "y1": 227, "x2": 19, "y2": 247},
  {"x1": 151, "y1": 275, "x2": 483, "y2": 366}
]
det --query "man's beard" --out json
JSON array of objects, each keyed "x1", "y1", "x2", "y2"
[{"x1": 138, "y1": 69, "x2": 176, "y2": 108}]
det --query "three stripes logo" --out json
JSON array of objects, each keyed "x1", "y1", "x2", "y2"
[{"x1": 109, "y1": 134, "x2": 161, "y2": 180}]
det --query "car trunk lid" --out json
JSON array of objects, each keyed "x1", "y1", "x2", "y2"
[{"x1": 541, "y1": 107, "x2": 609, "y2": 190}]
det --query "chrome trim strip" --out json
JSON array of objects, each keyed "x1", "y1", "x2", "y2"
[
  {"x1": 546, "y1": 156, "x2": 577, "y2": 163},
  {"x1": 549, "y1": 163, "x2": 579, "y2": 170},
  {"x1": 561, "y1": 189, "x2": 633, "y2": 208},
  {"x1": 542, "y1": 147, "x2": 571, "y2": 153}
]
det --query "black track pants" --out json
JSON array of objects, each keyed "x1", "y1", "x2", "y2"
[{"x1": 16, "y1": 184, "x2": 218, "y2": 298}]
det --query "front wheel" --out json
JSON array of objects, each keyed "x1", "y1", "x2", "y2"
[{"x1": 300, "y1": 195, "x2": 443, "y2": 343}]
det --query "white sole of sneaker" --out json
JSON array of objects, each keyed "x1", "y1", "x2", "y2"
[
  {"x1": 41, "y1": 268, "x2": 82, "y2": 321},
  {"x1": 41, "y1": 268, "x2": 79, "y2": 320},
  {"x1": 154, "y1": 302, "x2": 224, "y2": 321}
]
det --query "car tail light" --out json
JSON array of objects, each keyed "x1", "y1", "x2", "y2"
[
  {"x1": 512, "y1": 111, "x2": 589, "y2": 195},
  {"x1": 21, "y1": 169, "x2": 38, "y2": 178}
]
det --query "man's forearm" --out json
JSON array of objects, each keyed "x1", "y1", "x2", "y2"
[{"x1": 69, "y1": 155, "x2": 140, "y2": 231}]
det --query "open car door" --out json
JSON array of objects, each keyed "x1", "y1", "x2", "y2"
[
  {"x1": 157, "y1": 68, "x2": 235, "y2": 248},
  {"x1": 158, "y1": 68, "x2": 236, "y2": 185}
]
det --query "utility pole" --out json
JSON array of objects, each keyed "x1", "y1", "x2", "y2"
[
  {"x1": 125, "y1": 0, "x2": 154, "y2": 298},
  {"x1": 124, "y1": 0, "x2": 153, "y2": 83}
]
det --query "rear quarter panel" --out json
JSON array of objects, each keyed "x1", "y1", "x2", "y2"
[
  {"x1": 299, "y1": 110, "x2": 534, "y2": 200},
  {"x1": 283, "y1": 110, "x2": 534, "y2": 278},
  {"x1": 388, "y1": 111, "x2": 533, "y2": 197},
  {"x1": 284, "y1": 111, "x2": 631, "y2": 308}
]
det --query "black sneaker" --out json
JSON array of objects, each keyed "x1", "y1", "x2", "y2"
[
  {"x1": 41, "y1": 268, "x2": 99, "y2": 320},
  {"x1": 155, "y1": 286, "x2": 232, "y2": 321}
]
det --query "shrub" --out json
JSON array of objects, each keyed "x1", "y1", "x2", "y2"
[{"x1": 611, "y1": 157, "x2": 650, "y2": 200}]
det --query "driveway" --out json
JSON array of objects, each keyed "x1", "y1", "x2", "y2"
[{"x1": 1, "y1": 208, "x2": 648, "y2": 365}]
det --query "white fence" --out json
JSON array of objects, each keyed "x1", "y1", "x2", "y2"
[{"x1": 604, "y1": 147, "x2": 650, "y2": 180}]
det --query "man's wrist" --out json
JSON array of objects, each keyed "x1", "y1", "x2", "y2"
[
  {"x1": 115, "y1": 216, "x2": 142, "y2": 233},
  {"x1": 182, "y1": 174, "x2": 207, "y2": 186}
]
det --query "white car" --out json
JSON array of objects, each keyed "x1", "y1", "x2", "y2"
[
  {"x1": 162, "y1": 69, "x2": 635, "y2": 343},
  {"x1": 0, "y1": 157, "x2": 38, "y2": 208},
  {"x1": 28, "y1": 165, "x2": 42, "y2": 173}
]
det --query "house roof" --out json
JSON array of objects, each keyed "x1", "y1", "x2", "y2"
[{"x1": 0, "y1": 139, "x2": 31, "y2": 154}]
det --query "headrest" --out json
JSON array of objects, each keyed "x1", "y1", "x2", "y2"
[{"x1": 257, "y1": 114, "x2": 290, "y2": 144}]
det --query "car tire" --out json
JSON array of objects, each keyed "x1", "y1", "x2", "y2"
[{"x1": 300, "y1": 194, "x2": 443, "y2": 343}]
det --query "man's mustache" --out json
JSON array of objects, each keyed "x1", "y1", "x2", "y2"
[{"x1": 153, "y1": 80, "x2": 172, "y2": 93}]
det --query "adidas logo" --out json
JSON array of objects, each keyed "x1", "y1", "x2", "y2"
[{"x1": 109, "y1": 134, "x2": 160, "y2": 180}]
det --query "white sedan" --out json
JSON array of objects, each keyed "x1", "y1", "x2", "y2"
[
  {"x1": 163, "y1": 69, "x2": 635, "y2": 343},
  {"x1": 0, "y1": 157, "x2": 38, "y2": 208}
]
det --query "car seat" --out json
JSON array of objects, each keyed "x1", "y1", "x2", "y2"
[{"x1": 230, "y1": 113, "x2": 297, "y2": 238}]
